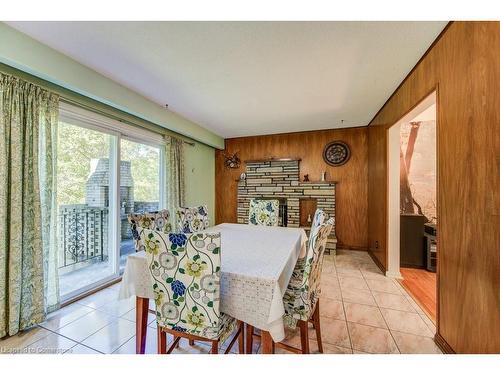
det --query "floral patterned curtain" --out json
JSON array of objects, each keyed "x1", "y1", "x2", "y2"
[
  {"x1": 0, "y1": 73, "x2": 60, "y2": 338},
  {"x1": 164, "y1": 135, "x2": 186, "y2": 229}
]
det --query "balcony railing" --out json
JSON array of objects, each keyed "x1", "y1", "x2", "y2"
[{"x1": 58, "y1": 205, "x2": 108, "y2": 269}]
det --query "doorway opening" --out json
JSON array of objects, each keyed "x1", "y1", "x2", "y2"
[{"x1": 387, "y1": 91, "x2": 437, "y2": 322}]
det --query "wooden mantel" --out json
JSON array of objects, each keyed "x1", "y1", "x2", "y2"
[{"x1": 244, "y1": 157, "x2": 302, "y2": 163}]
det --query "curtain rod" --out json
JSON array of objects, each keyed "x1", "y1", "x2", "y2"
[{"x1": 59, "y1": 97, "x2": 195, "y2": 146}]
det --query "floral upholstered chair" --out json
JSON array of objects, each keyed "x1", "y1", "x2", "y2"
[
  {"x1": 176, "y1": 205, "x2": 210, "y2": 233},
  {"x1": 281, "y1": 216, "x2": 334, "y2": 353},
  {"x1": 143, "y1": 228, "x2": 244, "y2": 354},
  {"x1": 248, "y1": 199, "x2": 279, "y2": 226},
  {"x1": 127, "y1": 210, "x2": 172, "y2": 252},
  {"x1": 244, "y1": 210, "x2": 333, "y2": 354}
]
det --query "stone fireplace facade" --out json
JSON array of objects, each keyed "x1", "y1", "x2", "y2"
[{"x1": 237, "y1": 159, "x2": 337, "y2": 252}]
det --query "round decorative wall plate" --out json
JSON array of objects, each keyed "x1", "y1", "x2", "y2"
[{"x1": 323, "y1": 141, "x2": 351, "y2": 166}]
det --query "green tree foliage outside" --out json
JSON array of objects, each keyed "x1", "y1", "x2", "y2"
[{"x1": 57, "y1": 122, "x2": 160, "y2": 207}]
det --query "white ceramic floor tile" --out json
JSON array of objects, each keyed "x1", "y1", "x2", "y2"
[
  {"x1": 26, "y1": 332, "x2": 78, "y2": 354},
  {"x1": 347, "y1": 322, "x2": 399, "y2": 354},
  {"x1": 316, "y1": 317, "x2": 351, "y2": 348},
  {"x1": 39, "y1": 304, "x2": 95, "y2": 331},
  {"x1": 339, "y1": 275, "x2": 369, "y2": 291},
  {"x1": 419, "y1": 313, "x2": 437, "y2": 334},
  {"x1": 336, "y1": 268, "x2": 364, "y2": 278},
  {"x1": 96, "y1": 297, "x2": 135, "y2": 317},
  {"x1": 81, "y1": 318, "x2": 136, "y2": 354},
  {"x1": 0, "y1": 326, "x2": 51, "y2": 352},
  {"x1": 341, "y1": 288, "x2": 377, "y2": 306},
  {"x1": 380, "y1": 308, "x2": 434, "y2": 337},
  {"x1": 365, "y1": 278, "x2": 402, "y2": 295},
  {"x1": 121, "y1": 309, "x2": 157, "y2": 325},
  {"x1": 64, "y1": 344, "x2": 102, "y2": 354},
  {"x1": 322, "y1": 285, "x2": 342, "y2": 301},
  {"x1": 113, "y1": 327, "x2": 159, "y2": 354},
  {"x1": 76, "y1": 288, "x2": 119, "y2": 309},
  {"x1": 360, "y1": 268, "x2": 387, "y2": 280},
  {"x1": 372, "y1": 291, "x2": 415, "y2": 312},
  {"x1": 344, "y1": 302, "x2": 387, "y2": 328},
  {"x1": 320, "y1": 298, "x2": 345, "y2": 320},
  {"x1": 392, "y1": 331, "x2": 442, "y2": 354},
  {"x1": 56, "y1": 310, "x2": 117, "y2": 342}
]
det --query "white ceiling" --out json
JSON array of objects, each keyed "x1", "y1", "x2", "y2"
[{"x1": 6, "y1": 21, "x2": 446, "y2": 138}]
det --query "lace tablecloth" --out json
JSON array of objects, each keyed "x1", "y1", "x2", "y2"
[{"x1": 119, "y1": 223, "x2": 307, "y2": 342}]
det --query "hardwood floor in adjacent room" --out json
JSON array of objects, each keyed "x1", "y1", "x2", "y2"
[{"x1": 399, "y1": 268, "x2": 437, "y2": 322}]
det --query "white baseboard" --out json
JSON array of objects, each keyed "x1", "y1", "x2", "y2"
[{"x1": 385, "y1": 270, "x2": 403, "y2": 279}]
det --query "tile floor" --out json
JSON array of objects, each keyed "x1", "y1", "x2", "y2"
[{"x1": 0, "y1": 250, "x2": 442, "y2": 354}]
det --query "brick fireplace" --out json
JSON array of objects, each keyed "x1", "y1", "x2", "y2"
[{"x1": 237, "y1": 159, "x2": 337, "y2": 252}]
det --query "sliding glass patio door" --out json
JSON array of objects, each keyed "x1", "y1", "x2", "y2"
[
  {"x1": 57, "y1": 103, "x2": 165, "y2": 301},
  {"x1": 119, "y1": 138, "x2": 161, "y2": 274},
  {"x1": 57, "y1": 120, "x2": 119, "y2": 300}
]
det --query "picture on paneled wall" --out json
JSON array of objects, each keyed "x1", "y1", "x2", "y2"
[{"x1": 400, "y1": 105, "x2": 437, "y2": 223}]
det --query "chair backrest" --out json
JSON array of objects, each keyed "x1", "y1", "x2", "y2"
[
  {"x1": 127, "y1": 210, "x2": 171, "y2": 252},
  {"x1": 248, "y1": 199, "x2": 279, "y2": 226},
  {"x1": 176, "y1": 205, "x2": 210, "y2": 233},
  {"x1": 310, "y1": 208, "x2": 326, "y2": 233},
  {"x1": 143, "y1": 228, "x2": 223, "y2": 339},
  {"x1": 300, "y1": 217, "x2": 334, "y2": 313}
]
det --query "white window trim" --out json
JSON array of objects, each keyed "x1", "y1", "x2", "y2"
[{"x1": 59, "y1": 101, "x2": 165, "y2": 146}]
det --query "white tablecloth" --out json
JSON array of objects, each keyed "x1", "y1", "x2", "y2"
[{"x1": 119, "y1": 223, "x2": 307, "y2": 342}]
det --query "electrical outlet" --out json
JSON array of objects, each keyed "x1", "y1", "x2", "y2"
[{"x1": 375, "y1": 241, "x2": 379, "y2": 249}]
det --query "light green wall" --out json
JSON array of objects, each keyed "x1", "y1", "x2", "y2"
[
  {"x1": 184, "y1": 143, "x2": 216, "y2": 224},
  {"x1": 0, "y1": 22, "x2": 224, "y2": 149},
  {"x1": 0, "y1": 22, "x2": 218, "y2": 220}
]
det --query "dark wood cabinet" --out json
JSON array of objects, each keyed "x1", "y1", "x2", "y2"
[{"x1": 400, "y1": 214, "x2": 427, "y2": 268}]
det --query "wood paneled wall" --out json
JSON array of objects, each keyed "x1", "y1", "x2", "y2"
[
  {"x1": 368, "y1": 22, "x2": 500, "y2": 353},
  {"x1": 216, "y1": 127, "x2": 368, "y2": 250}
]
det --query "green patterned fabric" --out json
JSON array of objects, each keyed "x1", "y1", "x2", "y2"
[
  {"x1": 176, "y1": 205, "x2": 210, "y2": 233},
  {"x1": 290, "y1": 209, "x2": 326, "y2": 281},
  {"x1": 283, "y1": 211, "x2": 334, "y2": 328},
  {"x1": 127, "y1": 210, "x2": 172, "y2": 251},
  {"x1": 248, "y1": 199, "x2": 279, "y2": 226},
  {"x1": 143, "y1": 229, "x2": 236, "y2": 343},
  {"x1": 0, "y1": 73, "x2": 60, "y2": 338},
  {"x1": 164, "y1": 136, "x2": 185, "y2": 223}
]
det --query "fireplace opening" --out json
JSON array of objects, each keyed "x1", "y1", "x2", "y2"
[{"x1": 258, "y1": 197, "x2": 287, "y2": 227}]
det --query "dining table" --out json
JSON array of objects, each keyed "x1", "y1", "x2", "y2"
[{"x1": 118, "y1": 222, "x2": 308, "y2": 354}]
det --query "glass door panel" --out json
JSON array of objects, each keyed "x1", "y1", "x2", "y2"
[
  {"x1": 119, "y1": 139, "x2": 160, "y2": 273},
  {"x1": 57, "y1": 121, "x2": 118, "y2": 299}
]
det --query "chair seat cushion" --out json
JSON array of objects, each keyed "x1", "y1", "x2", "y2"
[
  {"x1": 216, "y1": 313, "x2": 238, "y2": 344},
  {"x1": 183, "y1": 312, "x2": 237, "y2": 344}
]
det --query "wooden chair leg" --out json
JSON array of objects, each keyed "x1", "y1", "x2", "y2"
[
  {"x1": 157, "y1": 328, "x2": 167, "y2": 354},
  {"x1": 238, "y1": 322, "x2": 245, "y2": 354},
  {"x1": 189, "y1": 339, "x2": 194, "y2": 346},
  {"x1": 245, "y1": 324, "x2": 254, "y2": 354},
  {"x1": 211, "y1": 340, "x2": 219, "y2": 354},
  {"x1": 136, "y1": 297, "x2": 149, "y2": 354},
  {"x1": 312, "y1": 302, "x2": 323, "y2": 353},
  {"x1": 261, "y1": 330, "x2": 274, "y2": 354},
  {"x1": 298, "y1": 320, "x2": 310, "y2": 354},
  {"x1": 166, "y1": 337, "x2": 181, "y2": 354}
]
